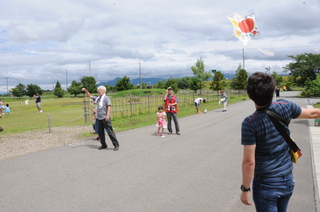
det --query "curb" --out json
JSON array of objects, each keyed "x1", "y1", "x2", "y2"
[{"x1": 307, "y1": 99, "x2": 320, "y2": 211}]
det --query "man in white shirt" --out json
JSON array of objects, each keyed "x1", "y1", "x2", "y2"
[{"x1": 194, "y1": 98, "x2": 206, "y2": 113}]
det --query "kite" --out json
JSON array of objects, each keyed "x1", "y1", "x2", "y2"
[
  {"x1": 227, "y1": 13, "x2": 274, "y2": 56},
  {"x1": 227, "y1": 13, "x2": 259, "y2": 45}
]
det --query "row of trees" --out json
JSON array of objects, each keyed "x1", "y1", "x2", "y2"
[
  {"x1": 112, "y1": 61, "x2": 248, "y2": 94},
  {"x1": 10, "y1": 52, "x2": 318, "y2": 98},
  {"x1": 9, "y1": 59, "x2": 249, "y2": 98},
  {"x1": 11, "y1": 83, "x2": 43, "y2": 99},
  {"x1": 10, "y1": 76, "x2": 97, "y2": 98}
]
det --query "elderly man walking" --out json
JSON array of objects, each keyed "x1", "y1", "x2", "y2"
[{"x1": 82, "y1": 86, "x2": 119, "y2": 151}]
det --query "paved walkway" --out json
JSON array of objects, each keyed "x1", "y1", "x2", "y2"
[{"x1": 0, "y1": 91, "x2": 319, "y2": 212}]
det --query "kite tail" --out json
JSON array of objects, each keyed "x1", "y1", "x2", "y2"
[{"x1": 248, "y1": 45, "x2": 275, "y2": 56}]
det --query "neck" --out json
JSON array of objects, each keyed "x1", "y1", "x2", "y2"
[{"x1": 255, "y1": 103, "x2": 268, "y2": 109}]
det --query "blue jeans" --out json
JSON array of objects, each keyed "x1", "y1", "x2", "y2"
[{"x1": 252, "y1": 173, "x2": 295, "y2": 212}]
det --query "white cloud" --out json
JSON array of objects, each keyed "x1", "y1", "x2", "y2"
[{"x1": 0, "y1": 0, "x2": 319, "y2": 93}]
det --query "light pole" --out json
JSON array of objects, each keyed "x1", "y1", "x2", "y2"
[
  {"x1": 5, "y1": 77, "x2": 9, "y2": 96},
  {"x1": 265, "y1": 66, "x2": 270, "y2": 74},
  {"x1": 242, "y1": 49, "x2": 245, "y2": 70},
  {"x1": 66, "y1": 70, "x2": 68, "y2": 92},
  {"x1": 139, "y1": 63, "x2": 142, "y2": 89}
]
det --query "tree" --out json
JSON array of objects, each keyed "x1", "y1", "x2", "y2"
[
  {"x1": 230, "y1": 64, "x2": 248, "y2": 90},
  {"x1": 271, "y1": 71, "x2": 283, "y2": 86},
  {"x1": 25, "y1": 84, "x2": 43, "y2": 97},
  {"x1": 115, "y1": 76, "x2": 134, "y2": 91},
  {"x1": 10, "y1": 83, "x2": 26, "y2": 98},
  {"x1": 54, "y1": 80, "x2": 65, "y2": 97},
  {"x1": 191, "y1": 57, "x2": 212, "y2": 94},
  {"x1": 142, "y1": 82, "x2": 147, "y2": 89},
  {"x1": 301, "y1": 75, "x2": 320, "y2": 97},
  {"x1": 283, "y1": 53, "x2": 320, "y2": 86},
  {"x1": 165, "y1": 77, "x2": 179, "y2": 93},
  {"x1": 55, "y1": 80, "x2": 62, "y2": 88},
  {"x1": 155, "y1": 80, "x2": 166, "y2": 89},
  {"x1": 81, "y1": 76, "x2": 97, "y2": 93},
  {"x1": 68, "y1": 80, "x2": 82, "y2": 97},
  {"x1": 210, "y1": 71, "x2": 225, "y2": 91},
  {"x1": 189, "y1": 77, "x2": 201, "y2": 93},
  {"x1": 177, "y1": 76, "x2": 191, "y2": 89},
  {"x1": 10, "y1": 88, "x2": 19, "y2": 98},
  {"x1": 104, "y1": 84, "x2": 112, "y2": 92}
]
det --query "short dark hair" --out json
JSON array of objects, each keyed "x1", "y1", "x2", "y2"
[
  {"x1": 202, "y1": 99, "x2": 206, "y2": 103},
  {"x1": 247, "y1": 72, "x2": 275, "y2": 106},
  {"x1": 158, "y1": 106, "x2": 164, "y2": 110}
]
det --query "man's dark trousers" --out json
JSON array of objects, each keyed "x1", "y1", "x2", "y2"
[
  {"x1": 166, "y1": 112, "x2": 180, "y2": 133},
  {"x1": 98, "y1": 119, "x2": 119, "y2": 147}
]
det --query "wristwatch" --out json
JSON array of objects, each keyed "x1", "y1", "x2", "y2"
[{"x1": 240, "y1": 185, "x2": 251, "y2": 192}]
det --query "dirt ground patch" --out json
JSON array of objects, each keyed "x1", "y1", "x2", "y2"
[{"x1": 0, "y1": 125, "x2": 93, "y2": 161}]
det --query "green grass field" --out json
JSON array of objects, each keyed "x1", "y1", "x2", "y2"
[
  {"x1": 0, "y1": 97, "x2": 85, "y2": 133},
  {"x1": 0, "y1": 92, "x2": 248, "y2": 135}
]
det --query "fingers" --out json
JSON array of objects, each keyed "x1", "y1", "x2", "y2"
[
  {"x1": 241, "y1": 199, "x2": 252, "y2": 205},
  {"x1": 240, "y1": 192, "x2": 252, "y2": 205}
]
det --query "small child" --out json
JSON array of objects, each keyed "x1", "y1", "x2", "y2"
[
  {"x1": 5, "y1": 104, "x2": 10, "y2": 115},
  {"x1": 156, "y1": 106, "x2": 167, "y2": 137}
]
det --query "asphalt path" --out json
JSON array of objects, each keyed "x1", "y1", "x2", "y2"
[{"x1": 0, "y1": 91, "x2": 317, "y2": 212}]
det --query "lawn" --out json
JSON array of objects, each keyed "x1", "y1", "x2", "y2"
[
  {"x1": 0, "y1": 97, "x2": 85, "y2": 133},
  {"x1": 0, "y1": 92, "x2": 248, "y2": 135}
]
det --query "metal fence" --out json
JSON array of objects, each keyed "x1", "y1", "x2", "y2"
[{"x1": 83, "y1": 90, "x2": 246, "y2": 121}]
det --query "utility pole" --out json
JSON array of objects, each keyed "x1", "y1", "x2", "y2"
[
  {"x1": 66, "y1": 70, "x2": 68, "y2": 92},
  {"x1": 139, "y1": 63, "x2": 142, "y2": 89},
  {"x1": 265, "y1": 66, "x2": 270, "y2": 74},
  {"x1": 242, "y1": 49, "x2": 245, "y2": 70},
  {"x1": 5, "y1": 77, "x2": 9, "y2": 96}
]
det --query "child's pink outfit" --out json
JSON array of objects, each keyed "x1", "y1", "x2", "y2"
[{"x1": 156, "y1": 112, "x2": 167, "y2": 128}]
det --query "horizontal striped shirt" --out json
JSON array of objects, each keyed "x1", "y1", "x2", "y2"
[{"x1": 241, "y1": 99, "x2": 301, "y2": 177}]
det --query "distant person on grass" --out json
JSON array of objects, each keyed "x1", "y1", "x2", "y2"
[
  {"x1": 33, "y1": 93, "x2": 42, "y2": 113},
  {"x1": 82, "y1": 86, "x2": 119, "y2": 151},
  {"x1": 156, "y1": 106, "x2": 167, "y2": 137},
  {"x1": 164, "y1": 87, "x2": 180, "y2": 135},
  {"x1": 5, "y1": 104, "x2": 10, "y2": 115},
  {"x1": 240, "y1": 72, "x2": 320, "y2": 211},
  {"x1": 194, "y1": 98, "x2": 206, "y2": 113}
]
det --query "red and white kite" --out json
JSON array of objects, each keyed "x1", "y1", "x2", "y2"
[
  {"x1": 227, "y1": 13, "x2": 259, "y2": 45},
  {"x1": 227, "y1": 13, "x2": 274, "y2": 56}
]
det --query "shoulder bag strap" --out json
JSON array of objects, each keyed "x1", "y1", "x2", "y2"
[{"x1": 259, "y1": 110, "x2": 300, "y2": 153}]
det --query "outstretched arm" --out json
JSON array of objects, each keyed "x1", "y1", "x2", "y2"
[
  {"x1": 297, "y1": 108, "x2": 320, "y2": 119},
  {"x1": 82, "y1": 88, "x2": 92, "y2": 99}
]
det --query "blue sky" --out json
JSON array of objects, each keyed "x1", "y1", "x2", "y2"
[{"x1": 0, "y1": 0, "x2": 319, "y2": 92}]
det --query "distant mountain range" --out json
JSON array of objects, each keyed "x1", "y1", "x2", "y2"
[{"x1": 97, "y1": 73, "x2": 237, "y2": 86}]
